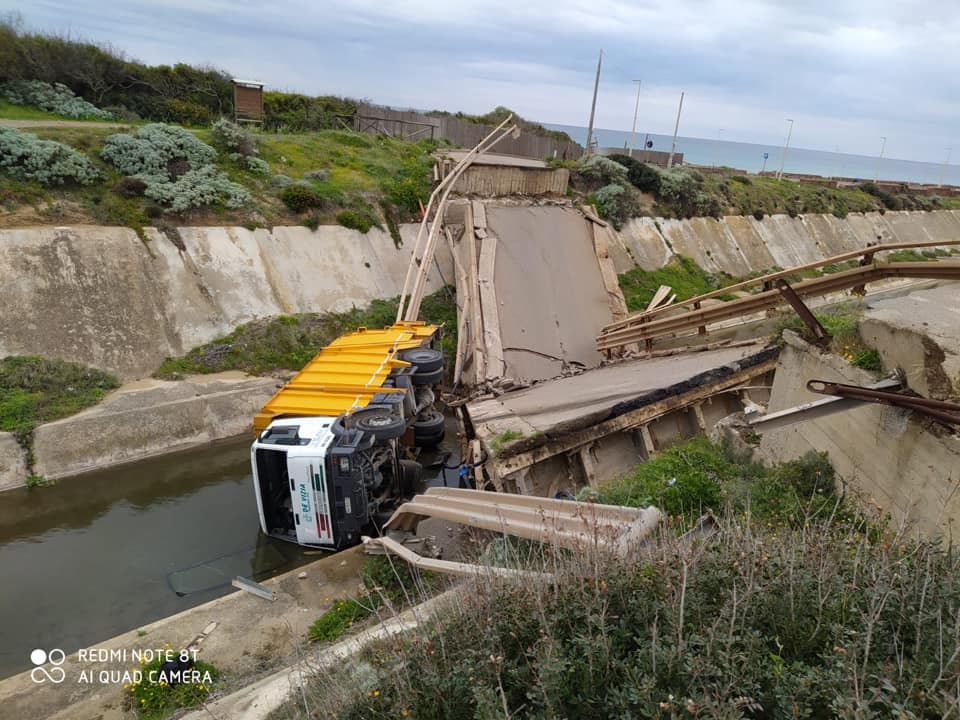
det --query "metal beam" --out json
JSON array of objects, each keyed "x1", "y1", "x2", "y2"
[
  {"x1": 775, "y1": 278, "x2": 829, "y2": 343},
  {"x1": 748, "y1": 377, "x2": 902, "y2": 431}
]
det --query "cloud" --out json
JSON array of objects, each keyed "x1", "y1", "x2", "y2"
[{"x1": 4, "y1": 0, "x2": 958, "y2": 160}]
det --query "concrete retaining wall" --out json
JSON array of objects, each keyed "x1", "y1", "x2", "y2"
[
  {"x1": 0, "y1": 224, "x2": 452, "y2": 380},
  {"x1": 23, "y1": 373, "x2": 279, "y2": 485},
  {"x1": 759, "y1": 332, "x2": 960, "y2": 537},
  {"x1": 610, "y1": 210, "x2": 960, "y2": 277}
]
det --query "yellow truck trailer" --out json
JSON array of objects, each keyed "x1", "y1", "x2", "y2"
[{"x1": 250, "y1": 322, "x2": 445, "y2": 549}]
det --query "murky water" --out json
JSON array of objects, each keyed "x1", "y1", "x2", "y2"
[{"x1": 0, "y1": 437, "x2": 308, "y2": 680}]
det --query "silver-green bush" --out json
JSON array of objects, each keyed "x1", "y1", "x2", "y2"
[
  {"x1": 211, "y1": 118, "x2": 257, "y2": 156},
  {"x1": 101, "y1": 124, "x2": 216, "y2": 177},
  {"x1": 143, "y1": 165, "x2": 251, "y2": 212},
  {"x1": 0, "y1": 80, "x2": 113, "y2": 120},
  {"x1": 0, "y1": 127, "x2": 100, "y2": 185},
  {"x1": 578, "y1": 154, "x2": 629, "y2": 186}
]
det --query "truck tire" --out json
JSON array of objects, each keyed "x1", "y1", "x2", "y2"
[
  {"x1": 399, "y1": 347, "x2": 443, "y2": 374},
  {"x1": 411, "y1": 366, "x2": 444, "y2": 386},
  {"x1": 354, "y1": 411, "x2": 406, "y2": 441},
  {"x1": 413, "y1": 410, "x2": 445, "y2": 447},
  {"x1": 398, "y1": 459, "x2": 422, "y2": 495}
]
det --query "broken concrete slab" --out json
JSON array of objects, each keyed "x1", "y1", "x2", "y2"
[
  {"x1": 859, "y1": 283, "x2": 960, "y2": 400},
  {"x1": 470, "y1": 342, "x2": 777, "y2": 442},
  {"x1": 484, "y1": 205, "x2": 614, "y2": 382}
]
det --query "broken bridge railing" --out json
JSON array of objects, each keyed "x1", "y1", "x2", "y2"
[{"x1": 597, "y1": 239, "x2": 960, "y2": 352}]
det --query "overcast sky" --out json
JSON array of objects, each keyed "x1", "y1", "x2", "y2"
[{"x1": 7, "y1": 1, "x2": 958, "y2": 162}]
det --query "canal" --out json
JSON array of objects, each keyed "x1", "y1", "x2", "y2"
[{"x1": 0, "y1": 437, "x2": 308, "y2": 680}]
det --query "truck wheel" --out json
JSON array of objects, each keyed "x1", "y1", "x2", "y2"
[
  {"x1": 414, "y1": 411, "x2": 445, "y2": 447},
  {"x1": 399, "y1": 347, "x2": 443, "y2": 374},
  {"x1": 411, "y1": 366, "x2": 444, "y2": 386},
  {"x1": 354, "y1": 411, "x2": 406, "y2": 441}
]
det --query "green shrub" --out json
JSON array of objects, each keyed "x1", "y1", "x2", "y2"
[
  {"x1": 591, "y1": 183, "x2": 642, "y2": 229},
  {"x1": 336, "y1": 208, "x2": 377, "y2": 233},
  {"x1": 309, "y1": 599, "x2": 374, "y2": 642},
  {"x1": 230, "y1": 154, "x2": 269, "y2": 174},
  {"x1": 210, "y1": 117, "x2": 256, "y2": 156},
  {"x1": 596, "y1": 436, "x2": 729, "y2": 515},
  {"x1": 656, "y1": 167, "x2": 705, "y2": 218},
  {"x1": 281, "y1": 181, "x2": 321, "y2": 212},
  {"x1": 577, "y1": 155, "x2": 629, "y2": 186},
  {"x1": 851, "y1": 347, "x2": 882, "y2": 371},
  {"x1": 607, "y1": 153, "x2": 662, "y2": 193},
  {"x1": 0, "y1": 80, "x2": 112, "y2": 119},
  {"x1": 0, "y1": 127, "x2": 100, "y2": 185},
  {"x1": 125, "y1": 654, "x2": 218, "y2": 719}
]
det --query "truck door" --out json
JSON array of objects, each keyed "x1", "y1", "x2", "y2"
[{"x1": 286, "y1": 456, "x2": 335, "y2": 546}]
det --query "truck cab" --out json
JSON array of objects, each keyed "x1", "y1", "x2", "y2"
[{"x1": 250, "y1": 323, "x2": 445, "y2": 549}]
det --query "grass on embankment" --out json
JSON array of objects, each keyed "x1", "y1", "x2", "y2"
[
  {"x1": 0, "y1": 98, "x2": 74, "y2": 121},
  {"x1": 0, "y1": 356, "x2": 120, "y2": 469},
  {"x1": 618, "y1": 255, "x2": 738, "y2": 311},
  {"x1": 0, "y1": 124, "x2": 437, "y2": 235},
  {"x1": 155, "y1": 287, "x2": 457, "y2": 379},
  {"x1": 275, "y1": 438, "x2": 960, "y2": 719}
]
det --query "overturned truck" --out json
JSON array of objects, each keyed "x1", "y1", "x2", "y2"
[{"x1": 250, "y1": 323, "x2": 446, "y2": 549}]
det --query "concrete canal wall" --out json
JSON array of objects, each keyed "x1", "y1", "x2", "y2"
[
  {"x1": 609, "y1": 209, "x2": 960, "y2": 275},
  {"x1": 0, "y1": 223, "x2": 452, "y2": 380}
]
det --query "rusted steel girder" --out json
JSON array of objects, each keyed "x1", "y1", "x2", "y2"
[
  {"x1": 806, "y1": 380, "x2": 960, "y2": 425},
  {"x1": 775, "y1": 278, "x2": 830, "y2": 344}
]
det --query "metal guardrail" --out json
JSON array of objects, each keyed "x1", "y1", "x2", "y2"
[
  {"x1": 597, "y1": 260, "x2": 960, "y2": 351},
  {"x1": 601, "y1": 238, "x2": 960, "y2": 338}
]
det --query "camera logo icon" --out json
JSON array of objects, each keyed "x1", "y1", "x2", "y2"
[{"x1": 30, "y1": 649, "x2": 66, "y2": 684}]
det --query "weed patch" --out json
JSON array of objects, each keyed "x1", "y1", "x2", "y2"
[{"x1": 154, "y1": 287, "x2": 457, "y2": 378}]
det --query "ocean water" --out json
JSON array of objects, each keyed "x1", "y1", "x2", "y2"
[{"x1": 546, "y1": 123, "x2": 959, "y2": 187}]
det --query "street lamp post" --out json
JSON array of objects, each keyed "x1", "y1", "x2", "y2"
[
  {"x1": 939, "y1": 147, "x2": 953, "y2": 187},
  {"x1": 776, "y1": 118, "x2": 794, "y2": 181},
  {"x1": 873, "y1": 136, "x2": 887, "y2": 183},
  {"x1": 628, "y1": 80, "x2": 642, "y2": 158}
]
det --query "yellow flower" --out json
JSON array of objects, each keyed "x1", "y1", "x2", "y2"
[
  {"x1": 373, "y1": 690, "x2": 380, "y2": 697},
  {"x1": 402, "y1": 711, "x2": 409, "y2": 718}
]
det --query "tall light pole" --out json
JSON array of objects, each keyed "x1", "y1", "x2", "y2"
[
  {"x1": 627, "y1": 79, "x2": 642, "y2": 158},
  {"x1": 776, "y1": 118, "x2": 794, "y2": 181},
  {"x1": 873, "y1": 136, "x2": 886, "y2": 183},
  {"x1": 667, "y1": 91, "x2": 684, "y2": 169},
  {"x1": 584, "y1": 49, "x2": 603, "y2": 157},
  {"x1": 939, "y1": 147, "x2": 953, "y2": 186}
]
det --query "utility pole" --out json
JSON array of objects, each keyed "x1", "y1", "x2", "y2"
[
  {"x1": 776, "y1": 118, "x2": 794, "y2": 181},
  {"x1": 628, "y1": 79, "x2": 642, "y2": 158},
  {"x1": 584, "y1": 49, "x2": 603, "y2": 157},
  {"x1": 873, "y1": 136, "x2": 886, "y2": 183},
  {"x1": 939, "y1": 147, "x2": 953, "y2": 186},
  {"x1": 667, "y1": 91, "x2": 684, "y2": 169}
]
